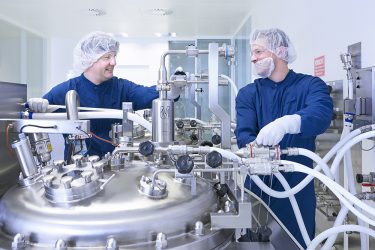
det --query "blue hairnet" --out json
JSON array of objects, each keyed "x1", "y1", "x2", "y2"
[
  {"x1": 73, "y1": 31, "x2": 120, "y2": 72},
  {"x1": 251, "y1": 28, "x2": 297, "y2": 63}
]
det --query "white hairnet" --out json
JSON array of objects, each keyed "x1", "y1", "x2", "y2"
[
  {"x1": 73, "y1": 31, "x2": 120, "y2": 72},
  {"x1": 250, "y1": 28, "x2": 296, "y2": 63}
]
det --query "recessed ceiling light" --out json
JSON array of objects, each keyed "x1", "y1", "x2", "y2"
[
  {"x1": 88, "y1": 8, "x2": 106, "y2": 16},
  {"x1": 147, "y1": 8, "x2": 173, "y2": 16},
  {"x1": 154, "y1": 33, "x2": 163, "y2": 37}
]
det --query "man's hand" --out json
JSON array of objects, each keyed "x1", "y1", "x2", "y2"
[
  {"x1": 167, "y1": 84, "x2": 183, "y2": 100},
  {"x1": 27, "y1": 98, "x2": 49, "y2": 113},
  {"x1": 255, "y1": 114, "x2": 301, "y2": 146}
]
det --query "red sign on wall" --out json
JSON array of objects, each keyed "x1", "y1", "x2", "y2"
[{"x1": 314, "y1": 55, "x2": 325, "y2": 77}]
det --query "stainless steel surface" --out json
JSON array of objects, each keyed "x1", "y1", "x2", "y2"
[
  {"x1": 122, "y1": 102, "x2": 134, "y2": 143},
  {"x1": 354, "y1": 67, "x2": 375, "y2": 127},
  {"x1": 211, "y1": 202, "x2": 252, "y2": 229},
  {"x1": 208, "y1": 43, "x2": 231, "y2": 149},
  {"x1": 43, "y1": 157, "x2": 109, "y2": 204},
  {"x1": 29, "y1": 133, "x2": 52, "y2": 164},
  {"x1": 65, "y1": 90, "x2": 80, "y2": 120},
  {"x1": 152, "y1": 98, "x2": 174, "y2": 144},
  {"x1": 11, "y1": 134, "x2": 37, "y2": 178},
  {"x1": 0, "y1": 82, "x2": 27, "y2": 119},
  {"x1": 223, "y1": 242, "x2": 275, "y2": 250},
  {"x1": 12, "y1": 119, "x2": 90, "y2": 134},
  {"x1": 0, "y1": 82, "x2": 26, "y2": 195},
  {"x1": 0, "y1": 160, "x2": 224, "y2": 248}
]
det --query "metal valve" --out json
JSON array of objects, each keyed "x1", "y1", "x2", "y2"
[
  {"x1": 206, "y1": 151, "x2": 222, "y2": 168},
  {"x1": 138, "y1": 141, "x2": 155, "y2": 156},
  {"x1": 176, "y1": 155, "x2": 194, "y2": 174}
]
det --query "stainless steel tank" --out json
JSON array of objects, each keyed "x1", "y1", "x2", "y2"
[
  {"x1": 0, "y1": 82, "x2": 27, "y2": 196},
  {"x1": 0, "y1": 160, "x2": 233, "y2": 249}
]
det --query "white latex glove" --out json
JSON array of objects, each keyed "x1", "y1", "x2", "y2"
[
  {"x1": 255, "y1": 114, "x2": 301, "y2": 146},
  {"x1": 27, "y1": 98, "x2": 49, "y2": 113},
  {"x1": 167, "y1": 84, "x2": 183, "y2": 100}
]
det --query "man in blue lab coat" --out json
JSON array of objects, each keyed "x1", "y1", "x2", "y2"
[
  {"x1": 235, "y1": 28, "x2": 333, "y2": 248},
  {"x1": 28, "y1": 32, "x2": 183, "y2": 159}
]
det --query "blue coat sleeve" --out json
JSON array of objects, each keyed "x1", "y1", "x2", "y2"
[
  {"x1": 235, "y1": 86, "x2": 258, "y2": 148},
  {"x1": 296, "y1": 77, "x2": 333, "y2": 137},
  {"x1": 121, "y1": 79, "x2": 159, "y2": 111},
  {"x1": 42, "y1": 82, "x2": 70, "y2": 105}
]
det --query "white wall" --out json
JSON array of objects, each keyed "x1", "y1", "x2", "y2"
[
  {"x1": 46, "y1": 37, "x2": 168, "y2": 92},
  {"x1": 247, "y1": 0, "x2": 375, "y2": 83},
  {"x1": 0, "y1": 18, "x2": 45, "y2": 98}
]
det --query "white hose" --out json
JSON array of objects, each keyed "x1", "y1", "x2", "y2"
[
  {"x1": 47, "y1": 104, "x2": 116, "y2": 112},
  {"x1": 323, "y1": 126, "x2": 368, "y2": 250},
  {"x1": 307, "y1": 225, "x2": 375, "y2": 250},
  {"x1": 31, "y1": 111, "x2": 152, "y2": 132},
  {"x1": 219, "y1": 74, "x2": 238, "y2": 96},
  {"x1": 250, "y1": 147, "x2": 331, "y2": 198},
  {"x1": 331, "y1": 130, "x2": 375, "y2": 181},
  {"x1": 209, "y1": 147, "x2": 241, "y2": 162},
  {"x1": 181, "y1": 117, "x2": 207, "y2": 125},
  {"x1": 274, "y1": 173, "x2": 311, "y2": 246},
  {"x1": 244, "y1": 188, "x2": 304, "y2": 250},
  {"x1": 297, "y1": 148, "x2": 333, "y2": 179},
  {"x1": 323, "y1": 127, "x2": 362, "y2": 162},
  {"x1": 268, "y1": 128, "x2": 374, "y2": 199},
  {"x1": 267, "y1": 126, "x2": 372, "y2": 203},
  {"x1": 289, "y1": 160, "x2": 375, "y2": 225},
  {"x1": 127, "y1": 112, "x2": 152, "y2": 131}
]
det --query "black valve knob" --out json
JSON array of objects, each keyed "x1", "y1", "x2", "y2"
[
  {"x1": 356, "y1": 174, "x2": 364, "y2": 183},
  {"x1": 190, "y1": 133, "x2": 198, "y2": 142},
  {"x1": 206, "y1": 151, "x2": 222, "y2": 168},
  {"x1": 176, "y1": 120, "x2": 184, "y2": 129},
  {"x1": 200, "y1": 141, "x2": 214, "y2": 147},
  {"x1": 190, "y1": 120, "x2": 198, "y2": 127},
  {"x1": 213, "y1": 182, "x2": 228, "y2": 197},
  {"x1": 139, "y1": 141, "x2": 154, "y2": 156},
  {"x1": 211, "y1": 134, "x2": 221, "y2": 145},
  {"x1": 176, "y1": 155, "x2": 194, "y2": 174}
]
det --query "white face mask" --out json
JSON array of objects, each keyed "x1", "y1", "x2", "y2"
[{"x1": 253, "y1": 57, "x2": 275, "y2": 78}]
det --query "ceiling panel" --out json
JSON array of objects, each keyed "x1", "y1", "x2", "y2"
[{"x1": 0, "y1": 0, "x2": 252, "y2": 38}]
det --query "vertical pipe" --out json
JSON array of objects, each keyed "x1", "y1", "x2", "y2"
[
  {"x1": 208, "y1": 43, "x2": 231, "y2": 149},
  {"x1": 122, "y1": 102, "x2": 133, "y2": 145},
  {"x1": 65, "y1": 90, "x2": 80, "y2": 120}
]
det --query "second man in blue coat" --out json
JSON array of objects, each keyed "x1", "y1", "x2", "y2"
[{"x1": 235, "y1": 28, "x2": 333, "y2": 248}]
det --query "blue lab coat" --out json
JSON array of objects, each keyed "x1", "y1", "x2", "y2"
[
  {"x1": 43, "y1": 74, "x2": 159, "y2": 158},
  {"x1": 235, "y1": 70, "x2": 333, "y2": 248}
]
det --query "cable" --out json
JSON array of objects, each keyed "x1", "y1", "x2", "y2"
[
  {"x1": 20, "y1": 124, "x2": 57, "y2": 133},
  {"x1": 75, "y1": 127, "x2": 93, "y2": 155},
  {"x1": 89, "y1": 132, "x2": 117, "y2": 146}
]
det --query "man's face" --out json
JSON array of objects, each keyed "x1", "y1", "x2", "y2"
[
  {"x1": 88, "y1": 52, "x2": 117, "y2": 83},
  {"x1": 250, "y1": 44, "x2": 273, "y2": 63}
]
